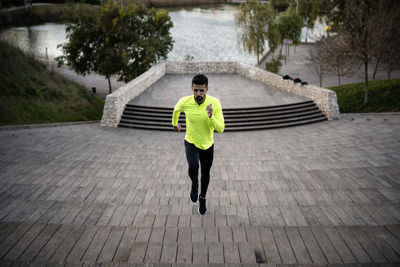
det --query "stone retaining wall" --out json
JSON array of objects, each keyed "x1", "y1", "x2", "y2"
[
  {"x1": 148, "y1": 0, "x2": 225, "y2": 7},
  {"x1": 234, "y1": 62, "x2": 341, "y2": 120},
  {"x1": 100, "y1": 61, "x2": 340, "y2": 127},
  {"x1": 100, "y1": 62, "x2": 166, "y2": 127},
  {"x1": 166, "y1": 61, "x2": 236, "y2": 74}
]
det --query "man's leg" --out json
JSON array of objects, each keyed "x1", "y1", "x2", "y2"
[
  {"x1": 197, "y1": 144, "x2": 213, "y2": 215},
  {"x1": 184, "y1": 140, "x2": 199, "y2": 202},
  {"x1": 198, "y1": 144, "x2": 214, "y2": 198}
]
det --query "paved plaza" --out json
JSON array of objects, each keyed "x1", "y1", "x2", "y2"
[
  {"x1": 0, "y1": 112, "x2": 399, "y2": 266},
  {"x1": 130, "y1": 74, "x2": 308, "y2": 108}
]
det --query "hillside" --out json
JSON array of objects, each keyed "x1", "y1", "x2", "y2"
[{"x1": 0, "y1": 41, "x2": 104, "y2": 126}]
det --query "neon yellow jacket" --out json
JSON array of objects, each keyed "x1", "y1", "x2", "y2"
[{"x1": 172, "y1": 95, "x2": 225, "y2": 150}]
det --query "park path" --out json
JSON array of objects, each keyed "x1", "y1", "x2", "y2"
[
  {"x1": 47, "y1": 63, "x2": 125, "y2": 99},
  {"x1": 259, "y1": 44, "x2": 400, "y2": 88}
]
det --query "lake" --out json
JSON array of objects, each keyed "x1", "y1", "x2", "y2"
[
  {"x1": 0, "y1": 5, "x2": 260, "y2": 64},
  {"x1": 0, "y1": 4, "x2": 323, "y2": 65}
]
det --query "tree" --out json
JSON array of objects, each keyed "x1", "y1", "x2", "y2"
[
  {"x1": 276, "y1": 6, "x2": 302, "y2": 54},
  {"x1": 57, "y1": 1, "x2": 173, "y2": 94},
  {"x1": 325, "y1": 0, "x2": 397, "y2": 103},
  {"x1": 306, "y1": 41, "x2": 328, "y2": 87},
  {"x1": 373, "y1": 2, "x2": 400, "y2": 80},
  {"x1": 320, "y1": 35, "x2": 354, "y2": 85},
  {"x1": 270, "y1": 0, "x2": 293, "y2": 12},
  {"x1": 298, "y1": 0, "x2": 319, "y2": 43},
  {"x1": 235, "y1": 0, "x2": 278, "y2": 65}
]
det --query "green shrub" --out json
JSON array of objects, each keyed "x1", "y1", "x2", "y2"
[
  {"x1": 328, "y1": 78, "x2": 400, "y2": 113},
  {"x1": 265, "y1": 56, "x2": 282, "y2": 74}
]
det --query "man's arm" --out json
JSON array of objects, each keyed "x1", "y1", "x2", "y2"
[
  {"x1": 209, "y1": 101, "x2": 225, "y2": 133},
  {"x1": 172, "y1": 98, "x2": 184, "y2": 131}
]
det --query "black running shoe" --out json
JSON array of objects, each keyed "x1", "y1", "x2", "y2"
[
  {"x1": 190, "y1": 182, "x2": 198, "y2": 203},
  {"x1": 198, "y1": 196, "x2": 207, "y2": 215}
]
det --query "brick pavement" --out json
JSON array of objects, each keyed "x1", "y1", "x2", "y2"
[
  {"x1": 129, "y1": 74, "x2": 308, "y2": 109},
  {"x1": 0, "y1": 113, "x2": 400, "y2": 266}
]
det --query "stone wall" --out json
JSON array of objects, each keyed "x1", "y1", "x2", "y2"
[
  {"x1": 166, "y1": 61, "x2": 236, "y2": 74},
  {"x1": 148, "y1": 0, "x2": 225, "y2": 7},
  {"x1": 101, "y1": 61, "x2": 340, "y2": 127},
  {"x1": 234, "y1": 62, "x2": 341, "y2": 120},
  {"x1": 100, "y1": 62, "x2": 166, "y2": 127}
]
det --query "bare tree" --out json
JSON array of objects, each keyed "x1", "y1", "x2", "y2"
[
  {"x1": 375, "y1": 3, "x2": 400, "y2": 79},
  {"x1": 383, "y1": 48, "x2": 400, "y2": 80},
  {"x1": 321, "y1": 35, "x2": 355, "y2": 85},
  {"x1": 306, "y1": 41, "x2": 328, "y2": 87},
  {"x1": 332, "y1": 0, "x2": 394, "y2": 103}
]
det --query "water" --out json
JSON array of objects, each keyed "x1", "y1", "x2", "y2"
[
  {"x1": 0, "y1": 23, "x2": 66, "y2": 60},
  {"x1": 167, "y1": 5, "x2": 260, "y2": 63},
  {"x1": 0, "y1": 4, "x2": 324, "y2": 64},
  {"x1": 0, "y1": 5, "x2": 261, "y2": 64}
]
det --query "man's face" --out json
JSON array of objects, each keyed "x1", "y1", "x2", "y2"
[{"x1": 192, "y1": 84, "x2": 208, "y2": 103}]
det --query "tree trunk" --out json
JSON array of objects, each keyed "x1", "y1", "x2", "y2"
[
  {"x1": 387, "y1": 63, "x2": 392, "y2": 79},
  {"x1": 319, "y1": 61, "x2": 323, "y2": 87},
  {"x1": 373, "y1": 58, "x2": 380, "y2": 80},
  {"x1": 319, "y1": 68, "x2": 323, "y2": 87},
  {"x1": 305, "y1": 28, "x2": 308, "y2": 43},
  {"x1": 107, "y1": 76, "x2": 112, "y2": 94},
  {"x1": 257, "y1": 42, "x2": 260, "y2": 65},
  {"x1": 364, "y1": 62, "x2": 368, "y2": 103}
]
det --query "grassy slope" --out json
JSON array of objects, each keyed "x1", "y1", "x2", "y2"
[
  {"x1": 0, "y1": 3, "x2": 99, "y2": 29},
  {"x1": 328, "y1": 78, "x2": 400, "y2": 113},
  {"x1": 0, "y1": 40, "x2": 104, "y2": 126}
]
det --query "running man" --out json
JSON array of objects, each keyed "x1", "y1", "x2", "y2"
[{"x1": 172, "y1": 74, "x2": 225, "y2": 215}]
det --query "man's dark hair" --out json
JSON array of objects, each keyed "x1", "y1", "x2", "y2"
[{"x1": 192, "y1": 74, "x2": 208, "y2": 87}]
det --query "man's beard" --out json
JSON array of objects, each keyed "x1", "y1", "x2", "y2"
[{"x1": 196, "y1": 95, "x2": 204, "y2": 102}]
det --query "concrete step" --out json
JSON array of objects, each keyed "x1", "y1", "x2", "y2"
[
  {"x1": 123, "y1": 104, "x2": 319, "y2": 119},
  {"x1": 119, "y1": 114, "x2": 326, "y2": 130},
  {"x1": 119, "y1": 116, "x2": 328, "y2": 131},
  {"x1": 223, "y1": 101, "x2": 315, "y2": 114},
  {"x1": 224, "y1": 117, "x2": 328, "y2": 131},
  {"x1": 225, "y1": 113, "x2": 326, "y2": 127},
  {"x1": 120, "y1": 101, "x2": 327, "y2": 131},
  {"x1": 125, "y1": 101, "x2": 316, "y2": 115},
  {"x1": 121, "y1": 109, "x2": 322, "y2": 122}
]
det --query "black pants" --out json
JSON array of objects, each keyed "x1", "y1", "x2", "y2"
[{"x1": 184, "y1": 140, "x2": 214, "y2": 198}]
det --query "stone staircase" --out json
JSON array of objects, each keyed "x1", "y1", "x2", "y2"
[{"x1": 118, "y1": 100, "x2": 327, "y2": 131}]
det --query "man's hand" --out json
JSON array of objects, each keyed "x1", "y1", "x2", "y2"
[
  {"x1": 173, "y1": 124, "x2": 182, "y2": 132},
  {"x1": 206, "y1": 104, "x2": 213, "y2": 118}
]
